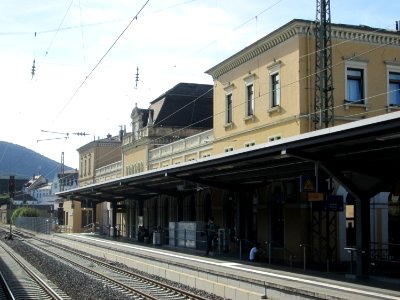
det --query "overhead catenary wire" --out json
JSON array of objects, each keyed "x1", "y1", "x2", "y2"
[
  {"x1": 44, "y1": 0, "x2": 73, "y2": 58},
  {"x1": 49, "y1": 0, "x2": 151, "y2": 127},
  {"x1": 136, "y1": 32, "x2": 400, "y2": 148},
  {"x1": 0, "y1": 0, "x2": 199, "y2": 36},
  {"x1": 85, "y1": 17, "x2": 400, "y2": 167},
  {"x1": 19, "y1": 0, "x2": 396, "y2": 169},
  {"x1": 78, "y1": 0, "x2": 87, "y2": 75}
]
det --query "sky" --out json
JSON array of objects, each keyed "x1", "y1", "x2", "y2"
[{"x1": 1, "y1": 0, "x2": 399, "y2": 172}]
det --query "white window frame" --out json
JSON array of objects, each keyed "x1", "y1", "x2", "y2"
[
  {"x1": 244, "y1": 75, "x2": 255, "y2": 117},
  {"x1": 345, "y1": 60, "x2": 368, "y2": 107},
  {"x1": 268, "y1": 62, "x2": 281, "y2": 109},
  {"x1": 386, "y1": 63, "x2": 400, "y2": 107}
]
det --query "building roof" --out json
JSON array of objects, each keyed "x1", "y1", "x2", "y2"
[
  {"x1": 25, "y1": 175, "x2": 47, "y2": 191},
  {"x1": 77, "y1": 134, "x2": 121, "y2": 152},
  {"x1": 149, "y1": 82, "x2": 213, "y2": 128}
]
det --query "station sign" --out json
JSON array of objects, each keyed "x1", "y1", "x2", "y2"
[
  {"x1": 312, "y1": 195, "x2": 344, "y2": 211},
  {"x1": 300, "y1": 175, "x2": 328, "y2": 193},
  {"x1": 308, "y1": 192, "x2": 325, "y2": 201}
]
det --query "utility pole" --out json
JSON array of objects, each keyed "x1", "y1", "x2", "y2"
[
  {"x1": 313, "y1": 0, "x2": 334, "y2": 129},
  {"x1": 60, "y1": 152, "x2": 65, "y2": 192},
  {"x1": 7, "y1": 176, "x2": 15, "y2": 240},
  {"x1": 311, "y1": 0, "x2": 337, "y2": 272}
]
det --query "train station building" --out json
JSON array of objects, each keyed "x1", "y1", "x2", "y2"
[{"x1": 57, "y1": 19, "x2": 400, "y2": 279}]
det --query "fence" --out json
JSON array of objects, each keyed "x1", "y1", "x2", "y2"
[
  {"x1": 15, "y1": 217, "x2": 58, "y2": 234},
  {"x1": 370, "y1": 241, "x2": 400, "y2": 277}
]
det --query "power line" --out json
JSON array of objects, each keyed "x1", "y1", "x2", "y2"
[
  {"x1": 49, "y1": 0, "x2": 151, "y2": 127},
  {"x1": 44, "y1": 0, "x2": 74, "y2": 58},
  {"x1": 87, "y1": 26, "x2": 400, "y2": 168},
  {"x1": 149, "y1": 33, "x2": 400, "y2": 145},
  {"x1": 78, "y1": 0, "x2": 87, "y2": 74},
  {"x1": 33, "y1": 1, "x2": 396, "y2": 166}
]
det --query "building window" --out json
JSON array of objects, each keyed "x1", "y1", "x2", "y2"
[
  {"x1": 224, "y1": 85, "x2": 234, "y2": 125},
  {"x1": 268, "y1": 135, "x2": 281, "y2": 142},
  {"x1": 224, "y1": 147, "x2": 234, "y2": 152},
  {"x1": 88, "y1": 157, "x2": 91, "y2": 175},
  {"x1": 271, "y1": 73, "x2": 280, "y2": 107},
  {"x1": 345, "y1": 60, "x2": 367, "y2": 105},
  {"x1": 226, "y1": 93, "x2": 233, "y2": 124},
  {"x1": 346, "y1": 68, "x2": 364, "y2": 103},
  {"x1": 245, "y1": 142, "x2": 255, "y2": 147},
  {"x1": 268, "y1": 62, "x2": 281, "y2": 109},
  {"x1": 246, "y1": 83, "x2": 254, "y2": 116},
  {"x1": 389, "y1": 72, "x2": 400, "y2": 106},
  {"x1": 244, "y1": 75, "x2": 255, "y2": 117}
]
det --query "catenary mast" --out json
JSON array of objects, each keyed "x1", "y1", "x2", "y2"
[{"x1": 313, "y1": 0, "x2": 334, "y2": 129}]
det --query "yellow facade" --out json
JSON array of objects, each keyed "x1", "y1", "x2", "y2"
[
  {"x1": 78, "y1": 137, "x2": 122, "y2": 187},
  {"x1": 65, "y1": 135, "x2": 122, "y2": 232},
  {"x1": 123, "y1": 144, "x2": 148, "y2": 176},
  {"x1": 207, "y1": 20, "x2": 400, "y2": 155},
  {"x1": 63, "y1": 200, "x2": 82, "y2": 232}
]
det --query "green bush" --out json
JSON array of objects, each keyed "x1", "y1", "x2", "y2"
[{"x1": 11, "y1": 207, "x2": 39, "y2": 223}]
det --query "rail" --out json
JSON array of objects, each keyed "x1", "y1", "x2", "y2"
[
  {"x1": 0, "y1": 239, "x2": 64, "y2": 300},
  {"x1": 0, "y1": 268, "x2": 14, "y2": 300}
]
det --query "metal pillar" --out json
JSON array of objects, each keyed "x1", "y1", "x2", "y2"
[
  {"x1": 111, "y1": 201, "x2": 117, "y2": 236},
  {"x1": 355, "y1": 196, "x2": 370, "y2": 277},
  {"x1": 314, "y1": 0, "x2": 334, "y2": 129}
]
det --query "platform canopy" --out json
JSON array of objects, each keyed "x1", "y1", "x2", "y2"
[{"x1": 57, "y1": 112, "x2": 400, "y2": 204}]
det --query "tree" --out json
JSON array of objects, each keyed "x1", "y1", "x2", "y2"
[{"x1": 11, "y1": 207, "x2": 39, "y2": 223}]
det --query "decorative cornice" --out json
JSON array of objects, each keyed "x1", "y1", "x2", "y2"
[
  {"x1": 206, "y1": 22, "x2": 306, "y2": 79},
  {"x1": 205, "y1": 19, "x2": 400, "y2": 80}
]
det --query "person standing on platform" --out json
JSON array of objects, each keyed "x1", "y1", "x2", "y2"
[
  {"x1": 206, "y1": 217, "x2": 217, "y2": 256},
  {"x1": 249, "y1": 242, "x2": 259, "y2": 262}
]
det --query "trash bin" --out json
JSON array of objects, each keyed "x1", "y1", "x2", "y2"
[
  {"x1": 110, "y1": 226, "x2": 115, "y2": 237},
  {"x1": 153, "y1": 232, "x2": 161, "y2": 245}
]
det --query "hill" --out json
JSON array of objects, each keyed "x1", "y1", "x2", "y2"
[{"x1": 0, "y1": 141, "x2": 72, "y2": 179}]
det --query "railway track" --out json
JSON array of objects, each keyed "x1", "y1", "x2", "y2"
[
  {"x1": 6, "y1": 228, "x2": 212, "y2": 300},
  {"x1": 0, "y1": 238, "x2": 69, "y2": 300}
]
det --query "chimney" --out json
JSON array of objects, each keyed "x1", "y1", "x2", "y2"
[
  {"x1": 119, "y1": 126, "x2": 124, "y2": 141},
  {"x1": 396, "y1": 21, "x2": 399, "y2": 32}
]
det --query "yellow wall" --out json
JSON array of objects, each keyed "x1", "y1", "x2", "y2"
[
  {"x1": 210, "y1": 22, "x2": 400, "y2": 155},
  {"x1": 123, "y1": 145, "x2": 148, "y2": 176},
  {"x1": 64, "y1": 200, "x2": 82, "y2": 232},
  {"x1": 212, "y1": 36, "x2": 302, "y2": 154},
  {"x1": 79, "y1": 143, "x2": 121, "y2": 187}
]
